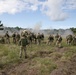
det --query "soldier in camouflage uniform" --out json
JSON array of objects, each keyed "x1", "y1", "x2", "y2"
[
  {"x1": 19, "y1": 33, "x2": 29, "y2": 58},
  {"x1": 41, "y1": 33, "x2": 44, "y2": 41},
  {"x1": 5, "y1": 31, "x2": 10, "y2": 44},
  {"x1": 16, "y1": 33, "x2": 20, "y2": 44},
  {"x1": 31, "y1": 33, "x2": 37, "y2": 44},
  {"x1": 28, "y1": 32, "x2": 33, "y2": 44},
  {"x1": 66, "y1": 34, "x2": 73, "y2": 45},
  {"x1": 48, "y1": 34, "x2": 54, "y2": 45},
  {"x1": 37, "y1": 33, "x2": 41, "y2": 45},
  {"x1": 72, "y1": 35, "x2": 76, "y2": 45},
  {"x1": 55, "y1": 33, "x2": 59, "y2": 41},
  {"x1": 56, "y1": 35, "x2": 62, "y2": 47},
  {"x1": 12, "y1": 32, "x2": 16, "y2": 44}
]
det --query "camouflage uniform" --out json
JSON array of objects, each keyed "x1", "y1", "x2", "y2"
[
  {"x1": 12, "y1": 32, "x2": 16, "y2": 44},
  {"x1": 19, "y1": 34, "x2": 29, "y2": 58},
  {"x1": 72, "y1": 36, "x2": 76, "y2": 45},
  {"x1": 28, "y1": 33, "x2": 33, "y2": 44},
  {"x1": 32, "y1": 33, "x2": 37, "y2": 44},
  {"x1": 41, "y1": 33, "x2": 44, "y2": 40},
  {"x1": 48, "y1": 35, "x2": 54, "y2": 45},
  {"x1": 5, "y1": 31, "x2": 10, "y2": 44},
  {"x1": 16, "y1": 33, "x2": 20, "y2": 44},
  {"x1": 55, "y1": 33, "x2": 59, "y2": 41},
  {"x1": 66, "y1": 35, "x2": 73, "y2": 45},
  {"x1": 56, "y1": 35, "x2": 62, "y2": 47},
  {"x1": 37, "y1": 33, "x2": 41, "y2": 45}
]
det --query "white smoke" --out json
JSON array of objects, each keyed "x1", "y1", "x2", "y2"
[
  {"x1": 32, "y1": 22, "x2": 42, "y2": 34},
  {"x1": 61, "y1": 29, "x2": 74, "y2": 38}
]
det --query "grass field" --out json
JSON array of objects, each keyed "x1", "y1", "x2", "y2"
[{"x1": 0, "y1": 38, "x2": 76, "y2": 75}]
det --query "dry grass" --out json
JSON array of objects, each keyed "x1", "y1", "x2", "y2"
[{"x1": 0, "y1": 38, "x2": 76, "y2": 75}]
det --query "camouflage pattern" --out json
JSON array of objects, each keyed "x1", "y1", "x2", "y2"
[
  {"x1": 4, "y1": 31, "x2": 10, "y2": 44},
  {"x1": 41, "y1": 33, "x2": 44, "y2": 40},
  {"x1": 56, "y1": 35, "x2": 62, "y2": 47},
  {"x1": 66, "y1": 35, "x2": 73, "y2": 45},
  {"x1": 72, "y1": 35, "x2": 76, "y2": 45},
  {"x1": 37, "y1": 33, "x2": 41, "y2": 45},
  {"x1": 19, "y1": 34, "x2": 29, "y2": 58},
  {"x1": 28, "y1": 33, "x2": 33, "y2": 44},
  {"x1": 48, "y1": 35, "x2": 54, "y2": 45},
  {"x1": 55, "y1": 33, "x2": 59, "y2": 41},
  {"x1": 12, "y1": 32, "x2": 16, "y2": 44},
  {"x1": 16, "y1": 33, "x2": 20, "y2": 44},
  {"x1": 21, "y1": 30, "x2": 28, "y2": 37},
  {"x1": 31, "y1": 33, "x2": 37, "y2": 44}
]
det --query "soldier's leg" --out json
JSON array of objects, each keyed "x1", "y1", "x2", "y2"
[
  {"x1": 37, "y1": 39, "x2": 39, "y2": 45},
  {"x1": 24, "y1": 46, "x2": 28, "y2": 58},
  {"x1": 49, "y1": 41, "x2": 51, "y2": 45},
  {"x1": 59, "y1": 42, "x2": 61, "y2": 47},
  {"x1": 56, "y1": 41, "x2": 58, "y2": 46},
  {"x1": 35, "y1": 39, "x2": 36, "y2": 44},
  {"x1": 8, "y1": 38, "x2": 10, "y2": 44},
  {"x1": 19, "y1": 46, "x2": 23, "y2": 58},
  {"x1": 47, "y1": 40, "x2": 49, "y2": 45},
  {"x1": 14, "y1": 38, "x2": 16, "y2": 44}
]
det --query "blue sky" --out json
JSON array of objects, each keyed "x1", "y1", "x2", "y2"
[{"x1": 0, "y1": 0, "x2": 76, "y2": 29}]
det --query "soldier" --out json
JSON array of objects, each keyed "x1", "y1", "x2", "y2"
[
  {"x1": 56, "y1": 35, "x2": 62, "y2": 48},
  {"x1": 55, "y1": 33, "x2": 59, "y2": 41},
  {"x1": 37, "y1": 33, "x2": 41, "y2": 45},
  {"x1": 16, "y1": 33, "x2": 20, "y2": 44},
  {"x1": 66, "y1": 34, "x2": 73, "y2": 45},
  {"x1": 41, "y1": 33, "x2": 44, "y2": 40},
  {"x1": 34, "y1": 34, "x2": 37, "y2": 44},
  {"x1": 28, "y1": 32, "x2": 33, "y2": 44},
  {"x1": 12, "y1": 32, "x2": 16, "y2": 44},
  {"x1": 31, "y1": 33, "x2": 37, "y2": 44},
  {"x1": 48, "y1": 34, "x2": 54, "y2": 45},
  {"x1": 72, "y1": 35, "x2": 76, "y2": 45},
  {"x1": 5, "y1": 31, "x2": 10, "y2": 44},
  {"x1": 19, "y1": 33, "x2": 29, "y2": 58}
]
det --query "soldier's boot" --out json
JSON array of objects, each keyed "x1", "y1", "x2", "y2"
[
  {"x1": 25, "y1": 56, "x2": 28, "y2": 59},
  {"x1": 24, "y1": 48, "x2": 28, "y2": 59}
]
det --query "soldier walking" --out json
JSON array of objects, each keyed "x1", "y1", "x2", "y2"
[
  {"x1": 56, "y1": 35, "x2": 62, "y2": 48},
  {"x1": 55, "y1": 33, "x2": 59, "y2": 42},
  {"x1": 16, "y1": 33, "x2": 20, "y2": 44},
  {"x1": 37, "y1": 33, "x2": 41, "y2": 45},
  {"x1": 19, "y1": 34, "x2": 29, "y2": 58},
  {"x1": 48, "y1": 34, "x2": 54, "y2": 45},
  {"x1": 66, "y1": 34, "x2": 73, "y2": 45},
  {"x1": 5, "y1": 31, "x2": 10, "y2": 44},
  {"x1": 12, "y1": 32, "x2": 16, "y2": 44}
]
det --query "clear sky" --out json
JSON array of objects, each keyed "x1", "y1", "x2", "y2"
[{"x1": 0, "y1": 0, "x2": 76, "y2": 29}]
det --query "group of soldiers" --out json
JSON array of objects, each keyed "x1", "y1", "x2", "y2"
[
  {"x1": 0, "y1": 30, "x2": 76, "y2": 58},
  {"x1": 0, "y1": 31, "x2": 20, "y2": 44},
  {"x1": 47, "y1": 33, "x2": 62, "y2": 47},
  {"x1": 66, "y1": 34, "x2": 76, "y2": 45},
  {"x1": 0, "y1": 30, "x2": 76, "y2": 47}
]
